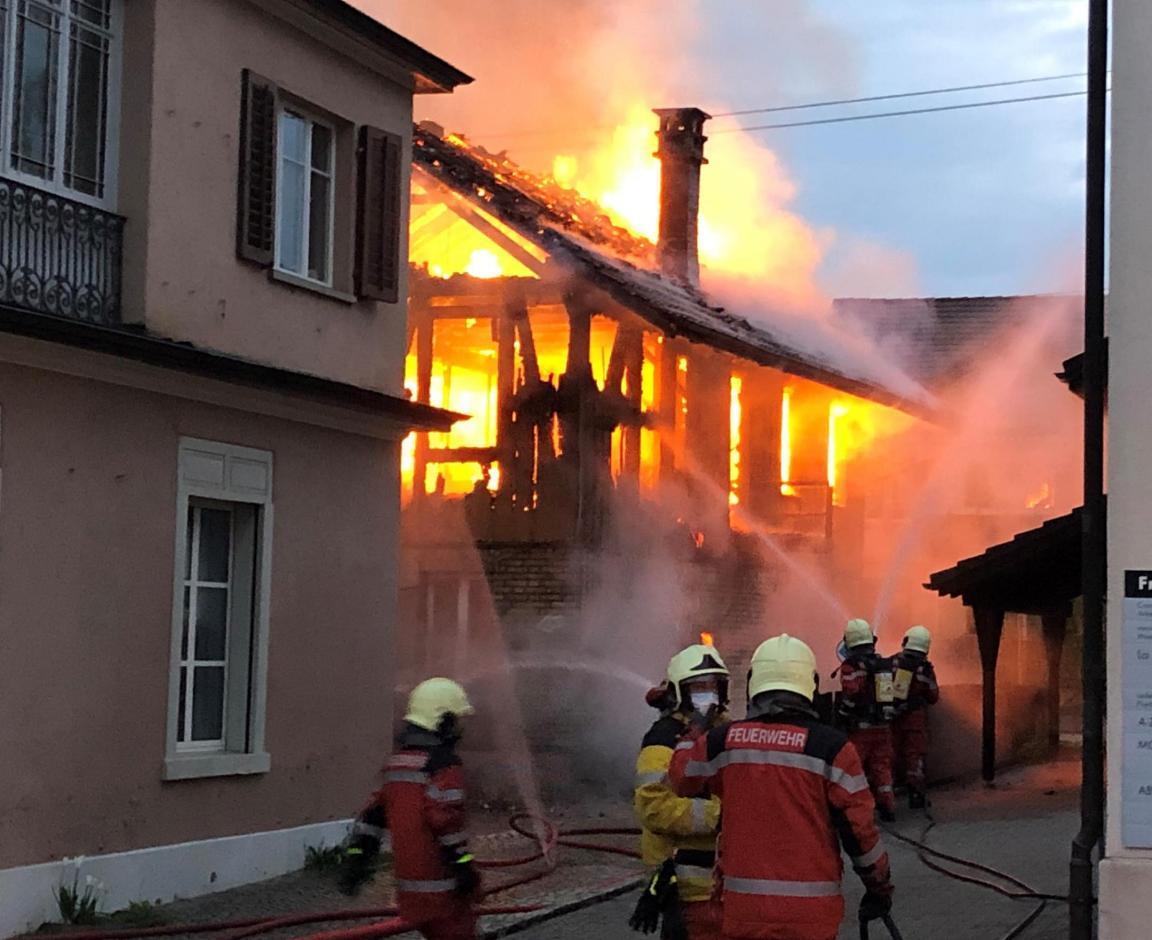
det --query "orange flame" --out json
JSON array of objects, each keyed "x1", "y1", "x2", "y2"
[
  {"x1": 729, "y1": 375, "x2": 743, "y2": 508},
  {"x1": 780, "y1": 386, "x2": 795, "y2": 496},
  {"x1": 700, "y1": 631, "x2": 715, "y2": 647}
]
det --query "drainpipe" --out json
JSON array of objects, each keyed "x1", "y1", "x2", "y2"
[{"x1": 1070, "y1": 0, "x2": 1108, "y2": 935}]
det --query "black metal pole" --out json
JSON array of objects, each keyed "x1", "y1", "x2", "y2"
[{"x1": 1070, "y1": 0, "x2": 1108, "y2": 935}]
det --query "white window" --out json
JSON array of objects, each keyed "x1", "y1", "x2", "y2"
[
  {"x1": 0, "y1": 0, "x2": 120, "y2": 205},
  {"x1": 276, "y1": 107, "x2": 334, "y2": 285},
  {"x1": 166, "y1": 439, "x2": 274, "y2": 781}
]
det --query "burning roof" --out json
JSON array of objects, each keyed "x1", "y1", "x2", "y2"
[{"x1": 413, "y1": 123, "x2": 934, "y2": 413}]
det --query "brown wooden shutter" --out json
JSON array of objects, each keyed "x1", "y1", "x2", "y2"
[
  {"x1": 237, "y1": 70, "x2": 278, "y2": 266},
  {"x1": 356, "y1": 126, "x2": 403, "y2": 303}
]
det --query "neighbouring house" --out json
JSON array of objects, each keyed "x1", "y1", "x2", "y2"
[{"x1": 0, "y1": 1, "x2": 468, "y2": 931}]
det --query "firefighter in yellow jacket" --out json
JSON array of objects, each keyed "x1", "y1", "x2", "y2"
[{"x1": 630, "y1": 643, "x2": 728, "y2": 939}]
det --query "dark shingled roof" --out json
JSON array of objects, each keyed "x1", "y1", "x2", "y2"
[
  {"x1": 412, "y1": 124, "x2": 932, "y2": 413},
  {"x1": 834, "y1": 295, "x2": 1078, "y2": 388},
  {"x1": 925, "y1": 506, "x2": 1083, "y2": 614}
]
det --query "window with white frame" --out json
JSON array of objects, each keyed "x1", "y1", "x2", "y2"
[
  {"x1": 0, "y1": 0, "x2": 119, "y2": 203},
  {"x1": 276, "y1": 108, "x2": 334, "y2": 285},
  {"x1": 167, "y1": 439, "x2": 273, "y2": 780}
]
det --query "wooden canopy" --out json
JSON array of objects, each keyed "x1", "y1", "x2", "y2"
[{"x1": 925, "y1": 506, "x2": 1085, "y2": 781}]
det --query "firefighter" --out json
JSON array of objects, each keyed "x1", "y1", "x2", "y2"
[
  {"x1": 669, "y1": 634, "x2": 893, "y2": 940},
  {"x1": 339, "y1": 677, "x2": 481, "y2": 939},
  {"x1": 890, "y1": 625, "x2": 940, "y2": 809},
  {"x1": 837, "y1": 618, "x2": 897, "y2": 822},
  {"x1": 630, "y1": 643, "x2": 729, "y2": 939}
]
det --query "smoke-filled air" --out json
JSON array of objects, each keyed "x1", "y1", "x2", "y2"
[{"x1": 376, "y1": 0, "x2": 1086, "y2": 802}]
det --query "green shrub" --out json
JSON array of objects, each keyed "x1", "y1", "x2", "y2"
[
  {"x1": 304, "y1": 844, "x2": 345, "y2": 872},
  {"x1": 55, "y1": 875, "x2": 102, "y2": 925}
]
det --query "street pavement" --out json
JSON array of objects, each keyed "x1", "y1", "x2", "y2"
[
  {"x1": 25, "y1": 756, "x2": 1077, "y2": 940},
  {"x1": 521, "y1": 754, "x2": 1080, "y2": 940}
]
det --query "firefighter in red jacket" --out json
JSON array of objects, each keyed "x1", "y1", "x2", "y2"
[
  {"x1": 837, "y1": 618, "x2": 897, "y2": 821},
  {"x1": 890, "y1": 625, "x2": 940, "y2": 809},
  {"x1": 669, "y1": 634, "x2": 892, "y2": 940},
  {"x1": 339, "y1": 678, "x2": 480, "y2": 939}
]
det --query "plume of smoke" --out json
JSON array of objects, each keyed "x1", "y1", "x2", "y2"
[{"x1": 352, "y1": 0, "x2": 908, "y2": 301}]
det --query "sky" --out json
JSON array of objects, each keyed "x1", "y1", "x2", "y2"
[
  {"x1": 765, "y1": 0, "x2": 1090, "y2": 298},
  {"x1": 372, "y1": 0, "x2": 1090, "y2": 300}
]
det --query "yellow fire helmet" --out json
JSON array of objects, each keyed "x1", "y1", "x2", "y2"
[
  {"x1": 404, "y1": 677, "x2": 475, "y2": 732},
  {"x1": 903, "y1": 625, "x2": 932, "y2": 655},
  {"x1": 843, "y1": 617, "x2": 875, "y2": 651},
  {"x1": 666, "y1": 644, "x2": 730, "y2": 708},
  {"x1": 748, "y1": 634, "x2": 819, "y2": 702}
]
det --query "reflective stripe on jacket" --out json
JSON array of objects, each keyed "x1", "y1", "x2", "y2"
[
  {"x1": 355, "y1": 728, "x2": 471, "y2": 926},
  {"x1": 634, "y1": 714, "x2": 720, "y2": 903},
  {"x1": 669, "y1": 711, "x2": 891, "y2": 939}
]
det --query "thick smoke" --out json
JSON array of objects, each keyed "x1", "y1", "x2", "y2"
[{"x1": 354, "y1": 0, "x2": 898, "y2": 301}]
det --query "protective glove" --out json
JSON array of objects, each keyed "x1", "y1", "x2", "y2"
[
  {"x1": 658, "y1": 893, "x2": 688, "y2": 940},
  {"x1": 337, "y1": 836, "x2": 379, "y2": 896},
  {"x1": 685, "y1": 704, "x2": 718, "y2": 739},
  {"x1": 448, "y1": 851, "x2": 481, "y2": 897},
  {"x1": 629, "y1": 860, "x2": 677, "y2": 934},
  {"x1": 859, "y1": 889, "x2": 893, "y2": 922}
]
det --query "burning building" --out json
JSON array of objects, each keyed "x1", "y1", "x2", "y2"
[{"x1": 394, "y1": 109, "x2": 937, "y2": 797}]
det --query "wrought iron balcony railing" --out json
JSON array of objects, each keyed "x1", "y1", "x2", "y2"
[{"x1": 0, "y1": 178, "x2": 124, "y2": 324}]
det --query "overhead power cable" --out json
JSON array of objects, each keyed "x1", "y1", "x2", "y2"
[
  {"x1": 470, "y1": 71, "x2": 1090, "y2": 141},
  {"x1": 710, "y1": 71, "x2": 1088, "y2": 118},
  {"x1": 712, "y1": 88, "x2": 1094, "y2": 134}
]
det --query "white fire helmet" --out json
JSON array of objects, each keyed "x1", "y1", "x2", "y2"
[
  {"x1": 903, "y1": 625, "x2": 932, "y2": 655},
  {"x1": 404, "y1": 677, "x2": 475, "y2": 732},
  {"x1": 843, "y1": 618, "x2": 875, "y2": 650},
  {"x1": 666, "y1": 644, "x2": 730, "y2": 708},
  {"x1": 748, "y1": 634, "x2": 818, "y2": 702}
]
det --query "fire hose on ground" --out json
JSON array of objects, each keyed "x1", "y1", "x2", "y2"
[
  {"x1": 46, "y1": 816, "x2": 642, "y2": 940},
  {"x1": 882, "y1": 803, "x2": 1072, "y2": 940},
  {"x1": 38, "y1": 804, "x2": 1072, "y2": 940}
]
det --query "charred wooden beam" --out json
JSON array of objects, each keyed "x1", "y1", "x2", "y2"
[
  {"x1": 413, "y1": 309, "x2": 434, "y2": 501},
  {"x1": 657, "y1": 337, "x2": 681, "y2": 479},
  {"x1": 744, "y1": 369, "x2": 786, "y2": 523},
  {"x1": 495, "y1": 309, "x2": 517, "y2": 504},
  {"x1": 686, "y1": 347, "x2": 731, "y2": 497},
  {"x1": 426, "y1": 446, "x2": 500, "y2": 463},
  {"x1": 563, "y1": 290, "x2": 595, "y2": 383},
  {"x1": 508, "y1": 291, "x2": 541, "y2": 386},
  {"x1": 416, "y1": 174, "x2": 548, "y2": 276},
  {"x1": 605, "y1": 323, "x2": 641, "y2": 394}
]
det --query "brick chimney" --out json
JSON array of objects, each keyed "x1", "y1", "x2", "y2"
[{"x1": 653, "y1": 107, "x2": 710, "y2": 288}]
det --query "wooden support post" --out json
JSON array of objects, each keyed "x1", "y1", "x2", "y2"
[
  {"x1": 414, "y1": 309, "x2": 434, "y2": 501},
  {"x1": 563, "y1": 293, "x2": 593, "y2": 382},
  {"x1": 623, "y1": 329, "x2": 644, "y2": 484},
  {"x1": 1041, "y1": 609, "x2": 1069, "y2": 752},
  {"x1": 605, "y1": 321, "x2": 636, "y2": 393},
  {"x1": 495, "y1": 308, "x2": 516, "y2": 504},
  {"x1": 657, "y1": 338, "x2": 679, "y2": 480},
  {"x1": 744, "y1": 370, "x2": 785, "y2": 523},
  {"x1": 508, "y1": 291, "x2": 541, "y2": 385},
  {"x1": 686, "y1": 347, "x2": 731, "y2": 500},
  {"x1": 973, "y1": 605, "x2": 1006, "y2": 782}
]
